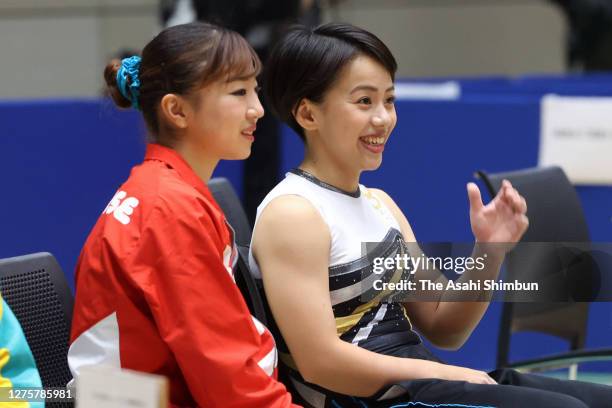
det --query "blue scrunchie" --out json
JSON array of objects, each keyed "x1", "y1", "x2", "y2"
[{"x1": 116, "y1": 56, "x2": 142, "y2": 110}]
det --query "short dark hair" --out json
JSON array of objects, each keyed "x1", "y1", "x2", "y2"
[
  {"x1": 264, "y1": 22, "x2": 397, "y2": 141},
  {"x1": 104, "y1": 22, "x2": 261, "y2": 142}
]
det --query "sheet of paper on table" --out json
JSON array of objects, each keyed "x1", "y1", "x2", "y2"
[{"x1": 76, "y1": 366, "x2": 168, "y2": 408}]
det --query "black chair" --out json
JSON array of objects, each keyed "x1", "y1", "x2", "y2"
[
  {"x1": 208, "y1": 177, "x2": 253, "y2": 247},
  {"x1": 476, "y1": 166, "x2": 612, "y2": 378},
  {"x1": 0, "y1": 252, "x2": 74, "y2": 407},
  {"x1": 208, "y1": 177, "x2": 312, "y2": 405},
  {"x1": 208, "y1": 177, "x2": 268, "y2": 326}
]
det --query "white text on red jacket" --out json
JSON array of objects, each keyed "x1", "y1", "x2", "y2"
[{"x1": 104, "y1": 191, "x2": 140, "y2": 225}]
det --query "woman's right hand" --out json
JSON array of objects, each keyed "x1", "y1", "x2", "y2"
[{"x1": 437, "y1": 363, "x2": 498, "y2": 385}]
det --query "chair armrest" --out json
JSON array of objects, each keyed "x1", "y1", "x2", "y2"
[{"x1": 507, "y1": 348, "x2": 612, "y2": 372}]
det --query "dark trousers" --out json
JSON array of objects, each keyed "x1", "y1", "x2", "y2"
[
  {"x1": 324, "y1": 337, "x2": 612, "y2": 408},
  {"x1": 302, "y1": 367, "x2": 612, "y2": 408},
  {"x1": 366, "y1": 368, "x2": 612, "y2": 408}
]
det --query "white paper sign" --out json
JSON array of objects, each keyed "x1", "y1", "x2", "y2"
[
  {"x1": 76, "y1": 366, "x2": 168, "y2": 408},
  {"x1": 395, "y1": 81, "x2": 460, "y2": 100},
  {"x1": 540, "y1": 95, "x2": 612, "y2": 185}
]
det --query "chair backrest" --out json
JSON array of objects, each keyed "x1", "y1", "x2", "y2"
[
  {"x1": 208, "y1": 178, "x2": 307, "y2": 404},
  {"x1": 208, "y1": 177, "x2": 252, "y2": 247},
  {"x1": 208, "y1": 177, "x2": 268, "y2": 325},
  {"x1": 0, "y1": 252, "x2": 74, "y2": 391},
  {"x1": 475, "y1": 166, "x2": 591, "y2": 368}
]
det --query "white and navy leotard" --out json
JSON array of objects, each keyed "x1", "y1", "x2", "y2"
[{"x1": 249, "y1": 169, "x2": 441, "y2": 406}]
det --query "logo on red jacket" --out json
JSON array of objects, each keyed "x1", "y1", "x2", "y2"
[{"x1": 104, "y1": 190, "x2": 140, "y2": 225}]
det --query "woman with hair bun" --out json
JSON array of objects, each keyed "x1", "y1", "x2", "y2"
[{"x1": 69, "y1": 22, "x2": 298, "y2": 407}]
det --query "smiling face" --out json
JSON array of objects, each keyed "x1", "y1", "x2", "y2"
[
  {"x1": 304, "y1": 55, "x2": 397, "y2": 173},
  {"x1": 185, "y1": 75, "x2": 264, "y2": 160}
]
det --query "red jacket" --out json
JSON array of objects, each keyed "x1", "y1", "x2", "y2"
[{"x1": 69, "y1": 143, "x2": 298, "y2": 407}]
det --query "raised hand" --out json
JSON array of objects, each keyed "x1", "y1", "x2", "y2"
[{"x1": 467, "y1": 180, "x2": 529, "y2": 244}]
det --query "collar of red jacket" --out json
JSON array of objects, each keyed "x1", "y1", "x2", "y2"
[{"x1": 144, "y1": 143, "x2": 220, "y2": 210}]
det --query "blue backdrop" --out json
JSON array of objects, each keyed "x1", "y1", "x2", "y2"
[{"x1": 1, "y1": 75, "x2": 611, "y2": 372}]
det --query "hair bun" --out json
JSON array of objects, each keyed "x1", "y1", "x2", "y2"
[{"x1": 104, "y1": 58, "x2": 132, "y2": 109}]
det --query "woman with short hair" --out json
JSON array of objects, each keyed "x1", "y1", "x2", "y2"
[{"x1": 250, "y1": 22, "x2": 612, "y2": 407}]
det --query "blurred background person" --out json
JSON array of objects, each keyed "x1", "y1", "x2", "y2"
[{"x1": 551, "y1": 0, "x2": 612, "y2": 71}]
